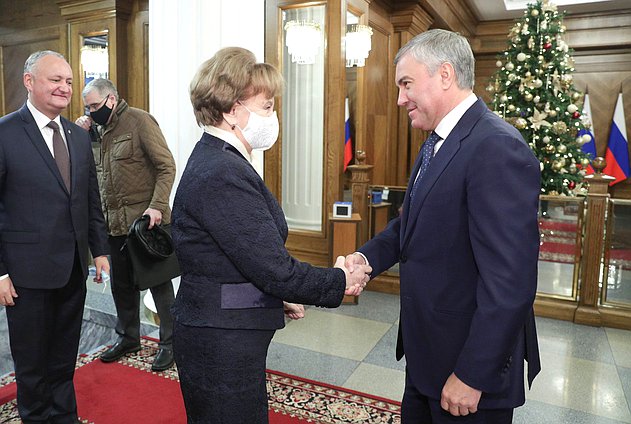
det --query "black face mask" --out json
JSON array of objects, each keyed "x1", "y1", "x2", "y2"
[{"x1": 89, "y1": 99, "x2": 113, "y2": 126}]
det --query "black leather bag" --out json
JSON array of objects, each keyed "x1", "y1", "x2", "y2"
[{"x1": 124, "y1": 215, "x2": 181, "y2": 290}]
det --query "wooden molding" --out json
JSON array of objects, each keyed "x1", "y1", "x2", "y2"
[
  {"x1": 473, "y1": 10, "x2": 631, "y2": 54},
  {"x1": 417, "y1": 0, "x2": 477, "y2": 36},
  {"x1": 55, "y1": 0, "x2": 133, "y2": 22},
  {"x1": 391, "y1": 4, "x2": 433, "y2": 34}
]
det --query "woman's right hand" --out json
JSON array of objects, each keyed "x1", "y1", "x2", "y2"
[{"x1": 334, "y1": 256, "x2": 371, "y2": 296}]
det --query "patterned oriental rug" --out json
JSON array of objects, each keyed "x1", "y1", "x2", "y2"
[
  {"x1": 538, "y1": 218, "x2": 631, "y2": 269},
  {"x1": 0, "y1": 338, "x2": 401, "y2": 423}
]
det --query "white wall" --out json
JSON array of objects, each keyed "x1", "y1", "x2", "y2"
[
  {"x1": 148, "y1": 0, "x2": 266, "y2": 200},
  {"x1": 145, "y1": 1, "x2": 265, "y2": 301}
]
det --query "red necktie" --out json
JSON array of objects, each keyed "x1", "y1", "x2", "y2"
[{"x1": 47, "y1": 121, "x2": 71, "y2": 191}]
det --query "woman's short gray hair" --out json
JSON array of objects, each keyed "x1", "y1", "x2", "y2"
[{"x1": 394, "y1": 29, "x2": 475, "y2": 90}]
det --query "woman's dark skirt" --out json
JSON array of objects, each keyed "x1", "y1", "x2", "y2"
[{"x1": 173, "y1": 321, "x2": 275, "y2": 424}]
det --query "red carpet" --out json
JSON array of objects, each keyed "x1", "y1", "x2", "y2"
[
  {"x1": 0, "y1": 338, "x2": 401, "y2": 423},
  {"x1": 538, "y1": 218, "x2": 581, "y2": 264},
  {"x1": 538, "y1": 218, "x2": 631, "y2": 268}
]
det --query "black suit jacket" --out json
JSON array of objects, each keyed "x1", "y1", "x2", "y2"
[
  {"x1": 360, "y1": 98, "x2": 541, "y2": 409},
  {"x1": 0, "y1": 104, "x2": 109, "y2": 288},
  {"x1": 172, "y1": 132, "x2": 345, "y2": 330}
]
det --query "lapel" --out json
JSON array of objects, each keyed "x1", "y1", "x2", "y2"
[
  {"x1": 61, "y1": 117, "x2": 77, "y2": 195},
  {"x1": 19, "y1": 105, "x2": 71, "y2": 196},
  {"x1": 401, "y1": 98, "x2": 487, "y2": 250}
]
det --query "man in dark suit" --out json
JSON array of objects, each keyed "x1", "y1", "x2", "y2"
[
  {"x1": 346, "y1": 30, "x2": 541, "y2": 423},
  {"x1": 0, "y1": 50, "x2": 109, "y2": 423}
]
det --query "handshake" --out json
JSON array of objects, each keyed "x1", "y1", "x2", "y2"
[{"x1": 334, "y1": 253, "x2": 372, "y2": 296}]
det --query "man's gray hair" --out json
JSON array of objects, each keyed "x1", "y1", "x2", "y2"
[
  {"x1": 83, "y1": 78, "x2": 120, "y2": 101},
  {"x1": 23, "y1": 50, "x2": 66, "y2": 75},
  {"x1": 394, "y1": 29, "x2": 475, "y2": 90}
]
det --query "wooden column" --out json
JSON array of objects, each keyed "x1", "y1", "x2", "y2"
[
  {"x1": 390, "y1": 4, "x2": 433, "y2": 186},
  {"x1": 330, "y1": 213, "x2": 362, "y2": 304},
  {"x1": 347, "y1": 151, "x2": 373, "y2": 246},
  {"x1": 575, "y1": 157, "x2": 614, "y2": 326}
]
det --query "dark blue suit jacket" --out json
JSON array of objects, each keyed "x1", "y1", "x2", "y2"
[
  {"x1": 0, "y1": 104, "x2": 109, "y2": 288},
  {"x1": 171, "y1": 132, "x2": 345, "y2": 331},
  {"x1": 360, "y1": 98, "x2": 541, "y2": 409}
]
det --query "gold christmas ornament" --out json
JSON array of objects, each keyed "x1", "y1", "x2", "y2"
[
  {"x1": 545, "y1": 144, "x2": 556, "y2": 153},
  {"x1": 515, "y1": 118, "x2": 528, "y2": 129},
  {"x1": 557, "y1": 144, "x2": 567, "y2": 154},
  {"x1": 525, "y1": 93, "x2": 533, "y2": 101},
  {"x1": 506, "y1": 62, "x2": 515, "y2": 71},
  {"x1": 517, "y1": 53, "x2": 527, "y2": 62},
  {"x1": 552, "y1": 121, "x2": 567, "y2": 134}
]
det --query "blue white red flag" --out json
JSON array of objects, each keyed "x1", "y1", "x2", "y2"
[
  {"x1": 603, "y1": 92, "x2": 630, "y2": 186},
  {"x1": 578, "y1": 93, "x2": 596, "y2": 174},
  {"x1": 344, "y1": 98, "x2": 353, "y2": 171}
]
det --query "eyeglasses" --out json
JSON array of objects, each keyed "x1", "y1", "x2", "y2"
[{"x1": 84, "y1": 95, "x2": 109, "y2": 114}]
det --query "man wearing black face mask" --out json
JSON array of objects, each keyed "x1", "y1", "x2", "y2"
[{"x1": 76, "y1": 78, "x2": 177, "y2": 371}]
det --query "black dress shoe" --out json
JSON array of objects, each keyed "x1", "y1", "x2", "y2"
[
  {"x1": 151, "y1": 348, "x2": 174, "y2": 371},
  {"x1": 100, "y1": 341, "x2": 141, "y2": 363}
]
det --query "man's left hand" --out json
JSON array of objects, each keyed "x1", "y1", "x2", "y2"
[
  {"x1": 143, "y1": 208, "x2": 163, "y2": 229},
  {"x1": 93, "y1": 256, "x2": 110, "y2": 284},
  {"x1": 440, "y1": 372, "x2": 482, "y2": 416}
]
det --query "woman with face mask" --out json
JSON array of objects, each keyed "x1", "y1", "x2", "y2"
[{"x1": 171, "y1": 47, "x2": 372, "y2": 424}]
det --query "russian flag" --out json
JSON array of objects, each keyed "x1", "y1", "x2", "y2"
[
  {"x1": 603, "y1": 92, "x2": 630, "y2": 186},
  {"x1": 578, "y1": 93, "x2": 596, "y2": 175},
  {"x1": 344, "y1": 98, "x2": 353, "y2": 171}
]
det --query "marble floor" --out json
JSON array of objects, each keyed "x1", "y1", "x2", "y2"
[{"x1": 1, "y1": 279, "x2": 631, "y2": 423}]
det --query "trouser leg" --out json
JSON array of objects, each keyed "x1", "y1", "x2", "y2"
[
  {"x1": 108, "y1": 235, "x2": 140, "y2": 344},
  {"x1": 149, "y1": 280, "x2": 175, "y2": 348}
]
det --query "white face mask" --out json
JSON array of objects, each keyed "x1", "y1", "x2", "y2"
[{"x1": 237, "y1": 104, "x2": 279, "y2": 151}]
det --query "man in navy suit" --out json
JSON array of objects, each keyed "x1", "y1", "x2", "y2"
[
  {"x1": 347, "y1": 30, "x2": 541, "y2": 423},
  {"x1": 0, "y1": 50, "x2": 109, "y2": 423}
]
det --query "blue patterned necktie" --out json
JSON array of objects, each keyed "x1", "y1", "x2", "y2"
[{"x1": 410, "y1": 131, "x2": 440, "y2": 199}]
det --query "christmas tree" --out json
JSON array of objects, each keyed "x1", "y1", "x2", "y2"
[{"x1": 487, "y1": 0, "x2": 593, "y2": 195}]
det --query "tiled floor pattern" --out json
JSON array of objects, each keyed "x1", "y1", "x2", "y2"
[{"x1": 1, "y1": 283, "x2": 630, "y2": 423}]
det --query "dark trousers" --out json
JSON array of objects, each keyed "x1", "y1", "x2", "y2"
[
  {"x1": 402, "y1": 373, "x2": 514, "y2": 424},
  {"x1": 173, "y1": 322, "x2": 275, "y2": 424},
  {"x1": 5, "y1": 249, "x2": 85, "y2": 424},
  {"x1": 109, "y1": 235, "x2": 174, "y2": 348}
]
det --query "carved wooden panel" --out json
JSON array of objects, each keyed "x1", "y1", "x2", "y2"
[{"x1": 0, "y1": 26, "x2": 65, "y2": 116}]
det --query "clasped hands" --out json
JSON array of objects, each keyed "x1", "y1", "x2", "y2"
[{"x1": 334, "y1": 253, "x2": 372, "y2": 296}]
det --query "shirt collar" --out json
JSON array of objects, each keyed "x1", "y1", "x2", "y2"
[
  {"x1": 203, "y1": 125, "x2": 252, "y2": 163},
  {"x1": 26, "y1": 99, "x2": 62, "y2": 131},
  {"x1": 434, "y1": 93, "x2": 478, "y2": 140}
]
